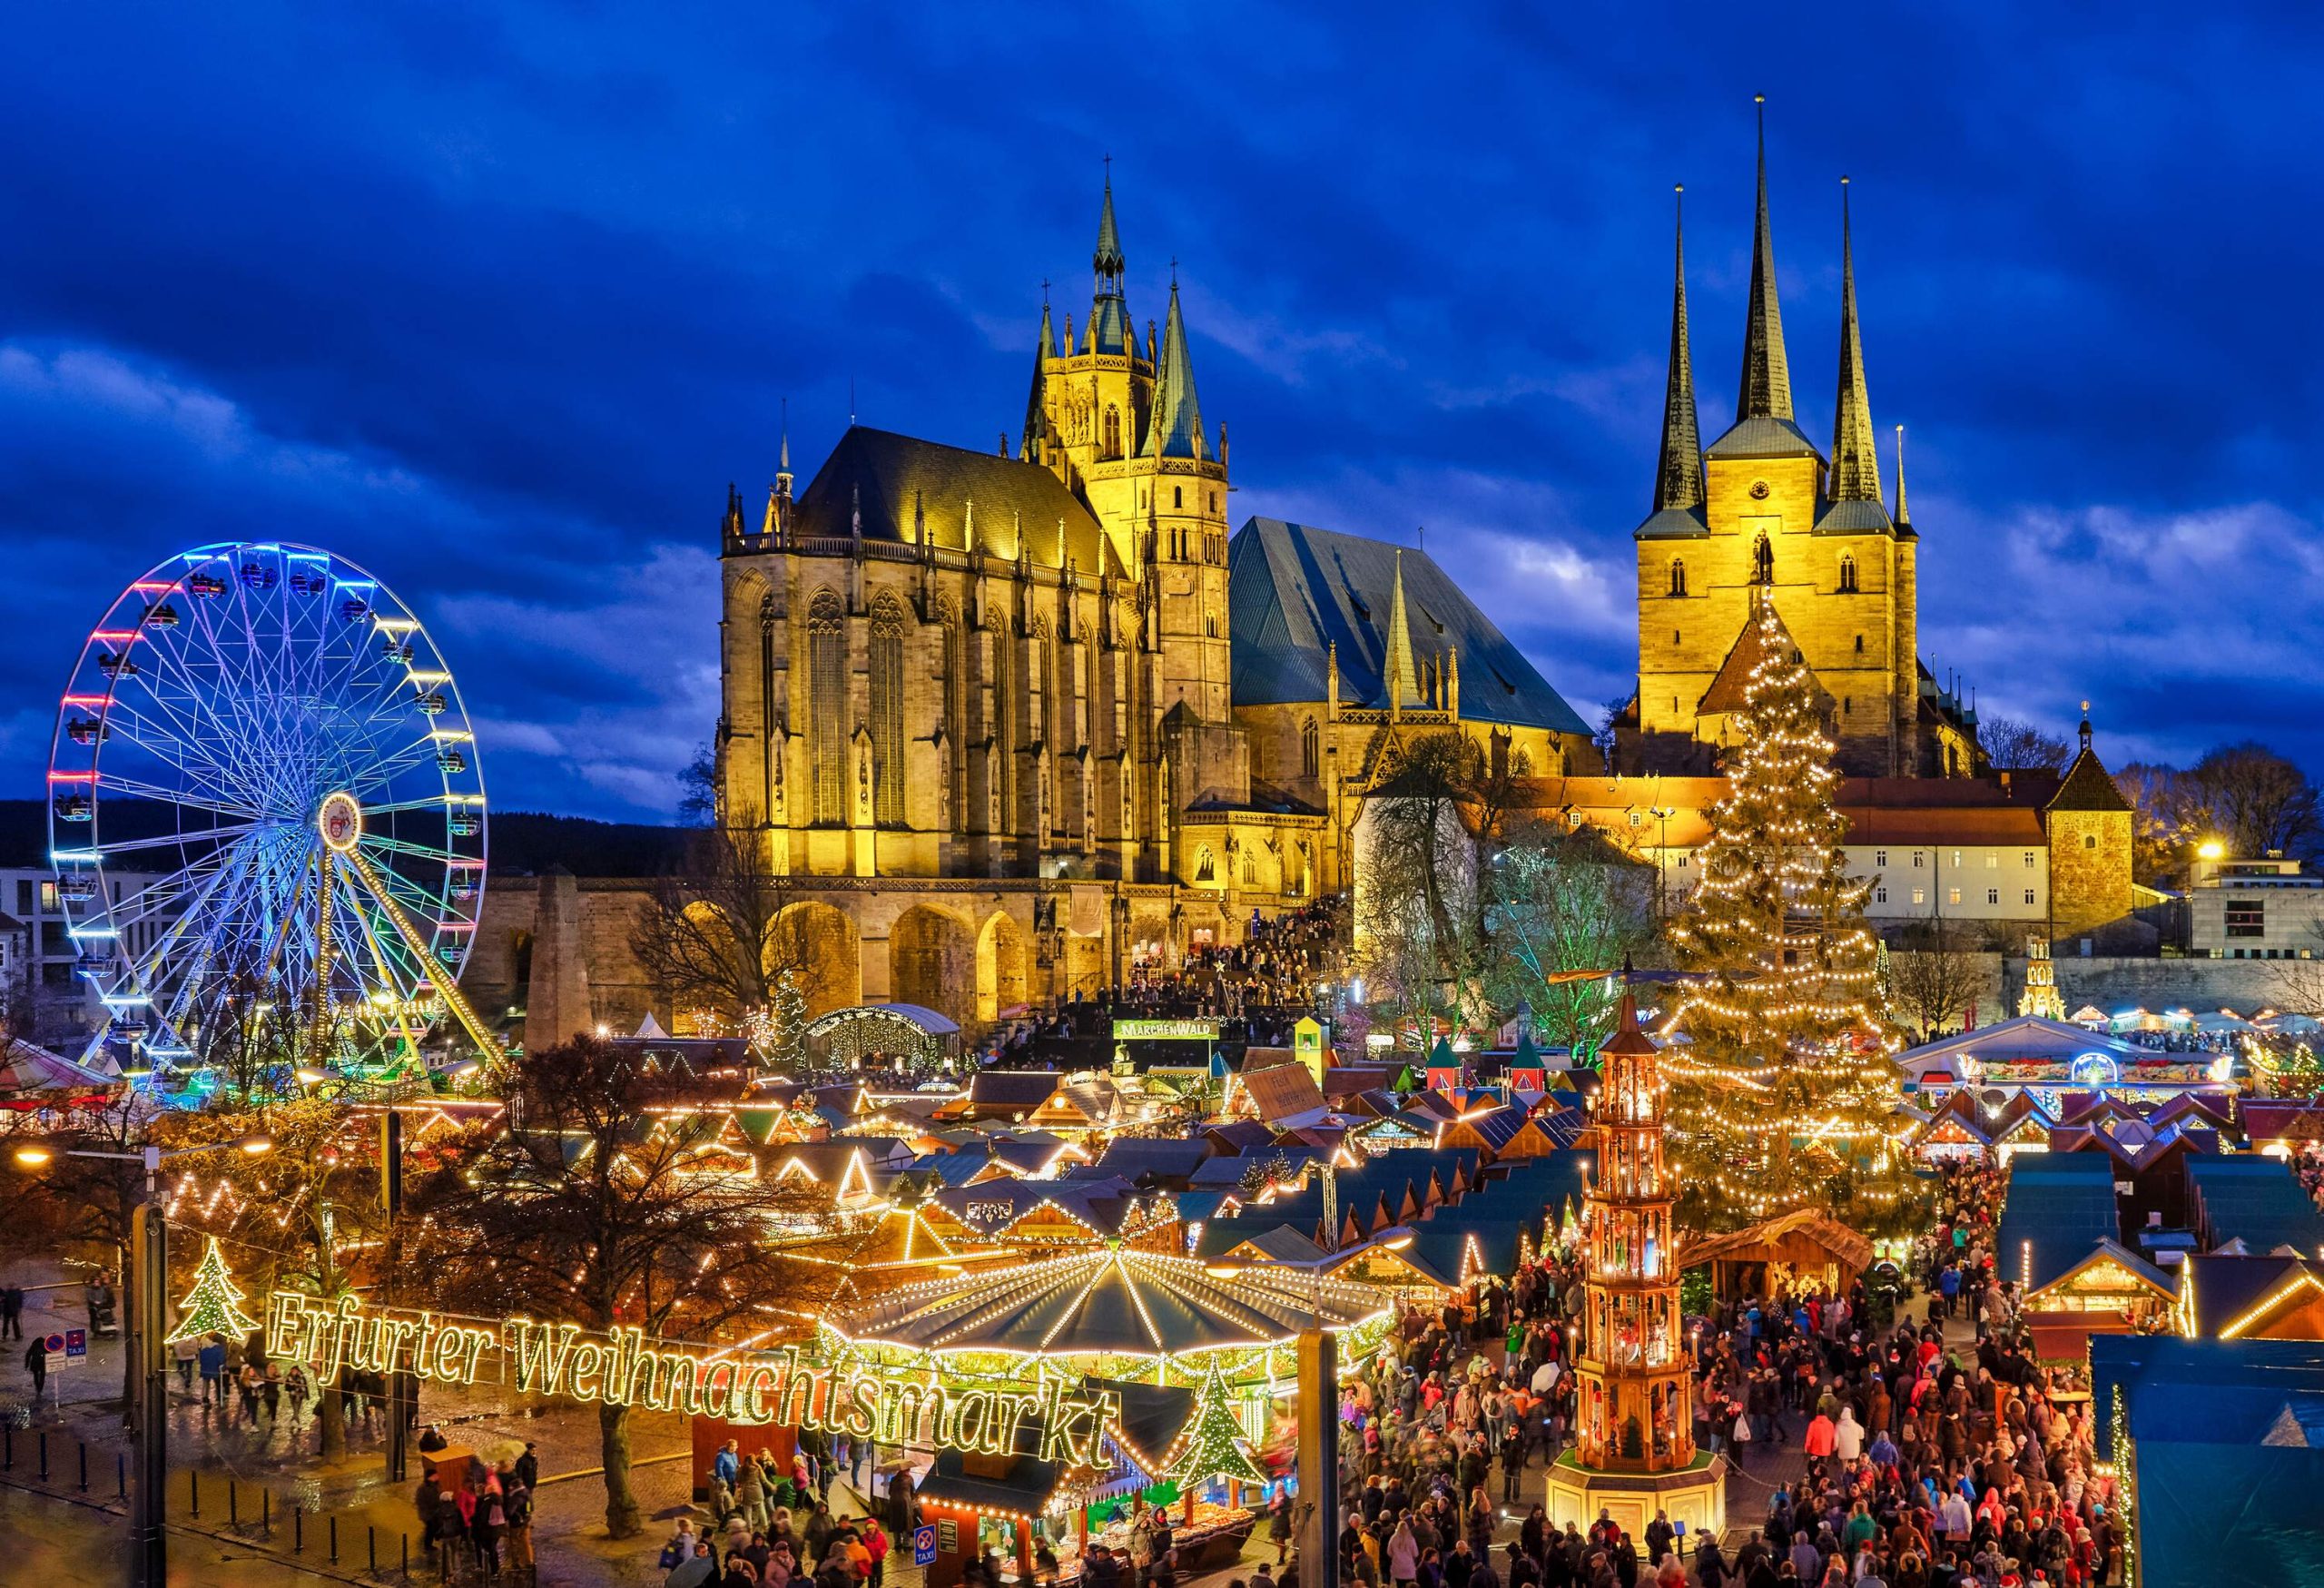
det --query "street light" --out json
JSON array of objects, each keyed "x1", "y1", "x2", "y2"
[{"x1": 12, "y1": 1130, "x2": 272, "y2": 1588}]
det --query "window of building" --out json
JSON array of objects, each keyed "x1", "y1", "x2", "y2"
[
  {"x1": 1855, "y1": 634, "x2": 1865, "y2": 654},
  {"x1": 1673, "y1": 629, "x2": 1681, "y2": 646},
  {"x1": 2226, "y1": 901, "x2": 2266, "y2": 939},
  {"x1": 1241, "y1": 849, "x2": 1257, "y2": 886},
  {"x1": 13, "y1": 880, "x2": 28, "y2": 917},
  {"x1": 1195, "y1": 846, "x2": 1216, "y2": 883},
  {"x1": 2084, "y1": 833, "x2": 2098, "y2": 850},
  {"x1": 1912, "y1": 852, "x2": 1924, "y2": 868},
  {"x1": 1844, "y1": 696, "x2": 1851, "y2": 715},
  {"x1": 1103, "y1": 405, "x2": 1122, "y2": 458},
  {"x1": 1985, "y1": 853, "x2": 1998, "y2": 867},
  {"x1": 1629, "y1": 811, "x2": 1644, "y2": 827},
  {"x1": 1948, "y1": 887, "x2": 1962, "y2": 905},
  {"x1": 1173, "y1": 486, "x2": 1183, "y2": 508},
  {"x1": 1986, "y1": 888, "x2": 1999, "y2": 905},
  {"x1": 1952, "y1": 850, "x2": 1963, "y2": 868},
  {"x1": 1838, "y1": 554, "x2": 1857, "y2": 593},
  {"x1": 1875, "y1": 887, "x2": 1887, "y2": 903},
  {"x1": 1300, "y1": 717, "x2": 1319, "y2": 779},
  {"x1": 1912, "y1": 888, "x2": 1925, "y2": 906},
  {"x1": 2024, "y1": 889, "x2": 2037, "y2": 905},
  {"x1": 2023, "y1": 851, "x2": 2037, "y2": 869},
  {"x1": 868, "y1": 596, "x2": 907, "y2": 826},
  {"x1": 1875, "y1": 850, "x2": 1887, "y2": 868},
  {"x1": 807, "y1": 589, "x2": 846, "y2": 824},
  {"x1": 1669, "y1": 558, "x2": 1687, "y2": 597}
]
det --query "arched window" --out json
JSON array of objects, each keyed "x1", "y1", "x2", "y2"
[
  {"x1": 1194, "y1": 845, "x2": 1216, "y2": 883},
  {"x1": 1751, "y1": 535, "x2": 1773, "y2": 585},
  {"x1": 1103, "y1": 405, "x2": 1121, "y2": 459},
  {"x1": 807, "y1": 589, "x2": 846, "y2": 824},
  {"x1": 868, "y1": 595, "x2": 907, "y2": 826},
  {"x1": 1300, "y1": 716, "x2": 1320, "y2": 779},
  {"x1": 1241, "y1": 848, "x2": 1257, "y2": 886},
  {"x1": 1838, "y1": 554, "x2": 1858, "y2": 593},
  {"x1": 1173, "y1": 486, "x2": 1183, "y2": 509},
  {"x1": 1668, "y1": 557, "x2": 1687, "y2": 597}
]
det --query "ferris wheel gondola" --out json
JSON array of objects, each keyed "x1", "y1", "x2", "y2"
[{"x1": 45, "y1": 542, "x2": 497, "y2": 1084}]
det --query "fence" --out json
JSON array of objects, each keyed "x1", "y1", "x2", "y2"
[{"x1": 0, "y1": 1422, "x2": 537, "y2": 1586}]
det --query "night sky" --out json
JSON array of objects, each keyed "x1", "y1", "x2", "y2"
[{"x1": 5, "y1": 5, "x2": 2320, "y2": 821}]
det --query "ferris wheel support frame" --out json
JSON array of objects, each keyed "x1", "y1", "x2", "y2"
[{"x1": 340, "y1": 843, "x2": 500, "y2": 1063}]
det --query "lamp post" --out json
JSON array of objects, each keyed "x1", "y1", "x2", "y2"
[{"x1": 13, "y1": 1132, "x2": 272, "y2": 1588}]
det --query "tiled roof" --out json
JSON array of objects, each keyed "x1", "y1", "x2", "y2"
[
  {"x1": 793, "y1": 427, "x2": 1121, "y2": 575},
  {"x1": 2049, "y1": 745, "x2": 2132, "y2": 814}
]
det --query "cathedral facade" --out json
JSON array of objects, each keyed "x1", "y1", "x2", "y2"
[
  {"x1": 1621, "y1": 117, "x2": 1979, "y2": 781},
  {"x1": 700, "y1": 178, "x2": 1592, "y2": 1026}
]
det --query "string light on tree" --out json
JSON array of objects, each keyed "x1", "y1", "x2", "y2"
[
  {"x1": 1162, "y1": 1362, "x2": 1268, "y2": 1485},
  {"x1": 166, "y1": 1235, "x2": 264, "y2": 1343},
  {"x1": 1662, "y1": 590, "x2": 1911, "y2": 1227}
]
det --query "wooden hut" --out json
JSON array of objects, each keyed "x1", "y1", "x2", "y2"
[{"x1": 1681, "y1": 1211, "x2": 1876, "y2": 1303}]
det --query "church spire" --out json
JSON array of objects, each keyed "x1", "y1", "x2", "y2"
[
  {"x1": 1381, "y1": 549, "x2": 1424, "y2": 711},
  {"x1": 1140, "y1": 277, "x2": 1206, "y2": 459},
  {"x1": 1022, "y1": 295, "x2": 1054, "y2": 461},
  {"x1": 1651, "y1": 184, "x2": 1704, "y2": 517},
  {"x1": 1894, "y1": 423, "x2": 1911, "y2": 528},
  {"x1": 1737, "y1": 95, "x2": 1795, "y2": 423},
  {"x1": 1828, "y1": 177, "x2": 1884, "y2": 505},
  {"x1": 1088, "y1": 162, "x2": 1130, "y2": 355}
]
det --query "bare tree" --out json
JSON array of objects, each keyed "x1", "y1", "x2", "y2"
[
  {"x1": 1886, "y1": 907, "x2": 1994, "y2": 1041},
  {"x1": 1978, "y1": 715, "x2": 2070, "y2": 772},
  {"x1": 628, "y1": 813, "x2": 821, "y2": 1032},
  {"x1": 2114, "y1": 762, "x2": 2195, "y2": 888},
  {"x1": 677, "y1": 741, "x2": 719, "y2": 827},
  {"x1": 1356, "y1": 732, "x2": 1496, "y2": 1032},
  {"x1": 407, "y1": 1038, "x2": 818, "y2": 1538},
  {"x1": 2182, "y1": 743, "x2": 2321, "y2": 863},
  {"x1": 1483, "y1": 822, "x2": 1659, "y2": 1052}
]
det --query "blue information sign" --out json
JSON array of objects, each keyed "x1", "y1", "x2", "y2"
[{"x1": 913, "y1": 1525, "x2": 938, "y2": 1566}]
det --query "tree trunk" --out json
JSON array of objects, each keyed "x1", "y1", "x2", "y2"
[
  {"x1": 600, "y1": 1401, "x2": 641, "y2": 1538},
  {"x1": 319, "y1": 1378, "x2": 346, "y2": 1461}
]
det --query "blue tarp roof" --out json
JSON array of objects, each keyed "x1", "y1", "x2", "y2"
[
  {"x1": 2189, "y1": 1157, "x2": 2324, "y2": 1256},
  {"x1": 1996, "y1": 1152, "x2": 2127, "y2": 1292}
]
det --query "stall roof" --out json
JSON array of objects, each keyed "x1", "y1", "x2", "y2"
[
  {"x1": 2188, "y1": 1158, "x2": 2324, "y2": 1257},
  {"x1": 832, "y1": 1248, "x2": 1386, "y2": 1358},
  {"x1": 1996, "y1": 1153, "x2": 2129, "y2": 1292}
]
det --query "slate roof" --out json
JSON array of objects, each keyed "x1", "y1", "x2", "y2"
[
  {"x1": 1226, "y1": 518, "x2": 1589, "y2": 733},
  {"x1": 793, "y1": 427, "x2": 1121, "y2": 575}
]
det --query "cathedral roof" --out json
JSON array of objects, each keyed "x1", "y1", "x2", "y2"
[
  {"x1": 1226, "y1": 518, "x2": 1590, "y2": 735},
  {"x1": 793, "y1": 426, "x2": 1121, "y2": 576}
]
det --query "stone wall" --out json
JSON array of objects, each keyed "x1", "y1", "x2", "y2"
[{"x1": 2003, "y1": 953, "x2": 2305, "y2": 1016}]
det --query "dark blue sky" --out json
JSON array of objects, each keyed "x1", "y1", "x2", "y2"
[{"x1": 6, "y1": 3, "x2": 2321, "y2": 820}]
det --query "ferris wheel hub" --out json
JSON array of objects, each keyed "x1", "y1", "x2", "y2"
[{"x1": 318, "y1": 790, "x2": 364, "y2": 853}]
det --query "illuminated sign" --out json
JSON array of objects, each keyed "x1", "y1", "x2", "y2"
[
  {"x1": 265, "y1": 1292, "x2": 1116, "y2": 1460},
  {"x1": 1112, "y1": 1018, "x2": 1220, "y2": 1041}
]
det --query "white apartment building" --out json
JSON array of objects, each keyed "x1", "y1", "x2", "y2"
[{"x1": 2188, "y1": 854, "x2": 2323, "y2": 960}]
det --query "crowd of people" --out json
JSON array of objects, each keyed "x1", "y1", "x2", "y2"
[
  {"x1": 415, "y1": 1426, "x2": 538, "y2": 1580},
  {"x1": 662, "y1": 1433, "x2": 908, "y2": 1588}
]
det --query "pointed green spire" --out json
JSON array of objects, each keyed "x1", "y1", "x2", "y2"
[
  {"x1": 1088, "y1": 163, "x2": 1130, "y2": 355},
  {"x1": 1140, "y1": 278, "x2": 1206, "y2": 459},
  {"x1": 1828, "y1": 178, "x2": 1884, "y2": 505},
  {"x1": 1653, "y1": 183, "x2": 1704, "y2": 516},
  {"x1": 1737, "y1": 95, "x2": 1794, "y2": 422},
  {"x1": 1895, "y1": 424, "x2": 1911, "y2": 527},
  {"x1": 1381, "y1": 549, "x2": 1424, "y2": 710}
]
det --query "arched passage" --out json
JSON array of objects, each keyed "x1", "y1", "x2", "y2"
[
  {"x1": 976, "y1": 910, "x2": 1028, "y2": 1022},
  {"x1": 771, "y1": 901, "x2": 861, "y2": 1021},
  {"x1": 890, "y1": 905, "x2": 977, "y2": 1028}
]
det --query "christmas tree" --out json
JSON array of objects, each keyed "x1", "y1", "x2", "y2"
[
  {"x1": 1163, "y1": 1364, "x2": 1267, "y2": 1486},
  {"x1": 1662, "y1": 594, "x2": 1907, "y2": 1228},
  {"x1": 767, "y1": 969, "x2": 808, "y2": 1075},
  {"x1": 166, "y1": 1236, "x2": 264, "y2": 1344}
]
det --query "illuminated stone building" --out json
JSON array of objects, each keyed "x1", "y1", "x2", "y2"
[{"x1": 1621, "y1": 111, "x2": 1980, "y2": 779}]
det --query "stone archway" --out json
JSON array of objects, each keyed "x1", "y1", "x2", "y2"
[
  {"x1": 890, "y1": 905, "x2": 977, "y2": 1028},
  {"x1": 976, "y1": 910, "x2": 1029, "y2": 1022},
  {"x1": 771, "y1": 900, "x2": 862, "y2": 1021}
]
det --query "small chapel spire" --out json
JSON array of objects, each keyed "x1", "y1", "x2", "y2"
[
  {"x1": 1651, "y1": 183, "x2": 1705, "y2": 517},
  {"x1": 1827, "y1": 177, "x2": 1885, "y2": 507},
  {"x1": 1088, "y1": 162, "x2": 1130, "y2": 355},
  {"x1": 1737, "y1": 95, "x2": 1796, "y2": 423},
  {"x1": 1381, "y1": 549, "x2": 1424, "y2": 712},
  {"x1": 1022, "y1": 297, "x2": 1055, "y2": 462}
]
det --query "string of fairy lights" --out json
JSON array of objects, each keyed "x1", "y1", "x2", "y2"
[{"x1": 1661, "y1": 598, "x2": 1914, "y2": 1223}]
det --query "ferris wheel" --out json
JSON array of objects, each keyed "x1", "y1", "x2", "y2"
[{"x1": 45, "y1": 542, "x2": 497, "y2": 1082}]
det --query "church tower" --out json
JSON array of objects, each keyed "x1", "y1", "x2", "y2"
[
  {"x1": 1633, "y1": 103, "x2": 1922, "y2": 778},
  {"x1": 1026, "y1": 173, "x2": 1234, "y2": 731}
]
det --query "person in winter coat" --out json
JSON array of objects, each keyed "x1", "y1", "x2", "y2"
[
  {"x1": 1388, "y1": 1521, "x2": 1420, "y2": 1588},
  {"x1": 472, "y1": 1485, "x2": 507, "y2": 1577},
  {"x1": 1832, "y1": 1406, "x2": 1865, "y2": 1464},
  {"x1": 1802, "y1": 1411, "x2": 1837, "y2": 1459}
]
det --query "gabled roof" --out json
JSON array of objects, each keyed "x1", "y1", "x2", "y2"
[
  {"x1": 2189, "y1": 1158, "x2": 2324, "y2": 1257},
  {"x1": 1236, "y1": 1057, "x2": 1329, "y2": 1125},
  {"x1": 1999, "y1": 1153, "x2": 2133, "y2": 1293},
  {"x1": 2049, "y1": 744, "x2": 2132, "y2": 814},
  {"x1": 1698, "y1": 596, "x2": 1830, "y2": 718},
  {"x1": 1226, "y1": 518, "x2": 1589, "y2": 733},
  {"x1": 2184, "y1": 1254, "x2": 2324, "y2": 1339},
  {"x1": 793, "y1": 427, "x2": 1119, "y2": 575}
]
